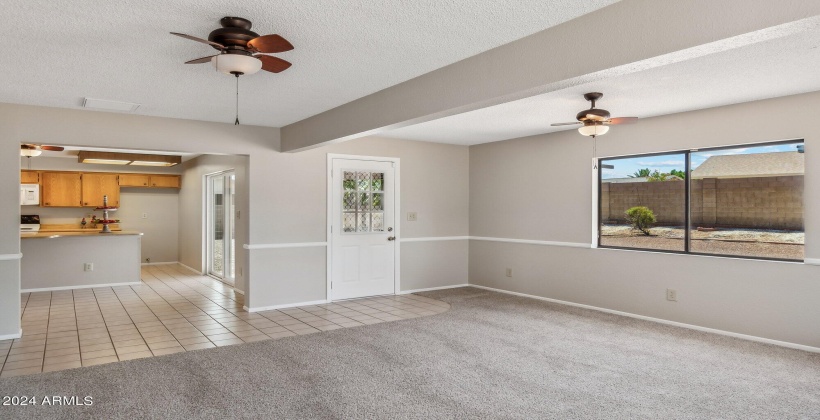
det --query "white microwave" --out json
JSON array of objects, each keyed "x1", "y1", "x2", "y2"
[{"x1": 20, "y1": 184, "x2": 40, "y2": 206}]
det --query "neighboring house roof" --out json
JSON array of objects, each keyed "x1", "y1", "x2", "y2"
[
  {"x1": 602, "y1": 177, "x2": 648, "y2": 183},
  {"x1": 602, "y1": 175, "x2": 683, "y2": 183},
  {"x1": 691, "y1": 152, "x2": 804, "y2": 179}
]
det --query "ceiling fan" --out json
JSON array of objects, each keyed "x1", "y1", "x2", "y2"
[
  {"x1": 21, "y1": 144, "x2": 64, "y2": 157},
  {"x1": 551, "y1": 93, "x2": 638, "y2": 137},
  {"x1": 172, "y1": 16, "x2": 293, "y2": 74},
  {"x1": 171, "y1": 17, "x2": 294, "y2": 124}
]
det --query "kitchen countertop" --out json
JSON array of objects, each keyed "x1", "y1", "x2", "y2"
[{"x1": 21, "y1": 230, "x2": 143, "y2": 239}]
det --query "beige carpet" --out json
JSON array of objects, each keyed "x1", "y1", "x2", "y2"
[{"x1": 1, "y1": 287, "x2": 818, "y2": 419}]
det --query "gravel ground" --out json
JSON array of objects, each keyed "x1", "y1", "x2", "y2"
[{"x1": 601, "y1": 225, "x2": 804, "y2": 260}]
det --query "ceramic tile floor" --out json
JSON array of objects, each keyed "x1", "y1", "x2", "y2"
[{"x1": 0, "y1": 264, "x2": 450, "y2": 378}]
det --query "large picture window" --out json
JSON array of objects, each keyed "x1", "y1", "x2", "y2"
[{"x1": 598, "y1": 140, "x2": 804, "y2": 262}]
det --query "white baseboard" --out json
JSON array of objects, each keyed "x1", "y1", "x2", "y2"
[
  {"x1": 141, "y1": 261, "x2": 180, "y2": 266},
  {"x1": 176, "y1": 262, "x2": 203, "y2": 275},
  {"x1": 470, "y1": 284, "x2": 820, "y2": 354},
  {"x1": 399, "y1": 284, "x2": 469, "y2": 294},
  {"x1": 0, "y1": 329, "x2": 22, "y2": 340},
  {"x1": 21, "y1": 282, "x2": 142, "y2": 293},
  {"x1": 233, "y1": 288, "x2": 245, "y2": 295},
  {"x1": 244, "y1": 299, "x2": 330, "y2": 312}
]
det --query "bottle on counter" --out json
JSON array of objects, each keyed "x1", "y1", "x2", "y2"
[{"x1": 81, "y1": 218, "x2": 87, "y2": 229}]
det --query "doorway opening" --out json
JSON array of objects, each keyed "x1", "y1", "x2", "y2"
[{"x1": 206, "y1": 170, "x2": 235, "y2": 285}]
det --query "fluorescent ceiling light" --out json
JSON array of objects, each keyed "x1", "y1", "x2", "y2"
[
  {"x1": 130, "y1": 161, "x2": 177, "y2": 167},
  {"x1": 82, "y1": 98, "x2": 141, "y2": 113},
  {"x1": 78, "y1": 151, "x2": 181, "y2": 166},
  {"x1": 82, "y1": 159, "x2": 131, "y2": 165}
]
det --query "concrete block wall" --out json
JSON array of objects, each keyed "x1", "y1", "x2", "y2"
[{"x1": 602, "y1": 176, "x2": 803, "y2": 230}]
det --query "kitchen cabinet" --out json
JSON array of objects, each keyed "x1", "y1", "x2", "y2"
[
  {"x1": 118, "y1": 173, "x2": 150, "y2": 187},
  {"x1": 82, "y1": 173, "x2": 120, "y2": 207},
  {"x1": 41, "y1": 172, "x2": 82, "y2": 207},
  {"x1": 119, "y1": 174, "x2": 179, "y2": 188},
  {"x1": 149, "y1": 175, "x2": 181, "y2": 188},
  {"x1": 21, "y1": 171, "x2": 40, "y2": 183}
]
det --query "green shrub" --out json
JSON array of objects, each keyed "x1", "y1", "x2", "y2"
[{"x1": 625, "y1": 206, "x2": 656, "y2": 236}]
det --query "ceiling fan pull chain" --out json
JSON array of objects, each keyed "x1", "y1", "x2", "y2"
[
  {"x1": 593, "y1": 137, "x2": 598, "y2": 170},
  {"x1": 235, "y1": 74, "x2": 240, "y2": 125}
]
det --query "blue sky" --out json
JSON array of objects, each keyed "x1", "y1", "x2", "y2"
[{"x1": 601, "y1": 143, "x2": 802, "y2": 179}]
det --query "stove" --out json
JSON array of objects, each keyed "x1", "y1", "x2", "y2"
[{"x1": 21, "y1": 214, "x2": 40, "y2": 234}]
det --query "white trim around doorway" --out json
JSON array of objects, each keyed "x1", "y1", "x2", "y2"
[{"x1": 326, "y1": 153, "x2": 401, "y2": 303}]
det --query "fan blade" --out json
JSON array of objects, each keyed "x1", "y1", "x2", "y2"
[
  {"x1": 40, "y1": 145, "x2": 64, "y2": 151},
  {"x1": 550, "y1": 122, "x2": 582, "y2": 126},
  {"x1": 256, "y1": 55, "x2": 292, "y2": 73},
  {"x1": 185, "y1": 55, "x2": 219, "y2": 64},
  {"x1": 606, "y1": 117, "x2": 639, "y2": 125},
  {"x1": 248, "y1": 34, "x2": 294, "y2": 53},
  {"x1": 170, "y1": 32, "x2": 225, "y2": 49}
]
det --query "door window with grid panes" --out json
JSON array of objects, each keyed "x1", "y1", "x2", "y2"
[{"x1": 342, "y1": 171, "x2": 385, "y2": 233}]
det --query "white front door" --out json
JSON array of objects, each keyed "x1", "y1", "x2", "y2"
[{"x1": 331, "y1": 158, "x2": 396, "y2": 300}]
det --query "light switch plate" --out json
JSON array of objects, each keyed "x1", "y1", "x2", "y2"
[{"x1": 407, "y1": 212, "x2": 418, "y2": 221}]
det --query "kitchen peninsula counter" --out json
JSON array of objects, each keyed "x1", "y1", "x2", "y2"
[
  {"x1": 21, "y1": 229, "x2": 142, "y2": 291},
  {"x1": 21, "y1": 230, "x2": 142, "y2": 239}
]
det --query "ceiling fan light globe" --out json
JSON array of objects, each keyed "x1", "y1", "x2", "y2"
[
  {"x1": 578, "y1": 124, "x2": 609, "y2": 137},
  {"x1": 20, "y1": 149, "x2": 42, "y2": 157},
  {"x1": 212, "y1": 54, "x2": 262, "y2": 75}
]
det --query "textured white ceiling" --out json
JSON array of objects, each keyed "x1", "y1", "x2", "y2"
[
  {"x1": 382, "y1": 22, "x2": 820, "y2": 145},
  {"x1": 0, "y1": 0, "x2": 617, "y2": 127}
]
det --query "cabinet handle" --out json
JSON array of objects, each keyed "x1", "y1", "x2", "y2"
[{"x1": 45, "y1": 202, "x2": 49, "y2": 206}]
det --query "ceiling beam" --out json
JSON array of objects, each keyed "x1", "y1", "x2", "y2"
[{"x1": 281, "y1": 0, "x2": 820, "y2": 152}]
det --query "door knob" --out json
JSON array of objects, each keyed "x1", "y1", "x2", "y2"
[{"x1": 387, "y1": 236, "x2": 396, "y2": 241}]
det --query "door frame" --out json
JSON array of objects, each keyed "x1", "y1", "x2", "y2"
[
  {"x1": 204, "y1": 169, "x2": 236, "y2": 284},
  {"x1": 326, "y1": 153, "x2": 401, "y2": 302}
]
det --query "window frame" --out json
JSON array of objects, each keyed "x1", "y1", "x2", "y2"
[{"x1": 596, "y1": 139, "x2": 805, "y2": 263}]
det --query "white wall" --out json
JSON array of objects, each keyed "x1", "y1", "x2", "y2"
[{"x1": 469, "y1": 91, "x2": 820, "y2": 348}]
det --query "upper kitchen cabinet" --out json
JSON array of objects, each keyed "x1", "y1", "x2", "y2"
[
  {"x1": 119, "y1": 174, "x2": 180, "y2": 188},
  {"x1": 41, "y1": 172, "x2": 82, "y2": 207},
  {"x1": 82, "y1": 173, "x2": 120, "y2": 207},
  {"x1": 149, "y1": 175, "x2": 181, "y2": 188},
  {"x1": 21, "y1": 171, "x2": 40, "y2": 184},
  {"x1": 118, "y1": 173, "x2": 150, "y2": 187}
]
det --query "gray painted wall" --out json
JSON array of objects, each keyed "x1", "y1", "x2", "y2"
[
  {"x1": 244, "y1": 136, "x2": 470, "y2": 309},
  {"x1": 178, "y1": 154, "x2": 250, "y2": 293},
  {"x1": 469, "y1": 91, "x2": 820, "y2": 348}
]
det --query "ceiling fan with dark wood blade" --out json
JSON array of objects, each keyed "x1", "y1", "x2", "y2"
[
  {"x1": 21, "y1": 144, "x2": 64, "y2": 155},
  {"x1": 172, "y1": 17, "x2": 294, "y2": 125},
  {"x1": 551, "y1": 93, "x2": 638, "y2": 137},
  {"x1": 172, "y1": 16, "x2": 293, "y2": 74}
]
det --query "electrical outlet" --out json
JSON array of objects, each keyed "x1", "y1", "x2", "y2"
[
  {"x1": 145, "y1": 258, "x2": 150, "y2": 263},
  {"x1": 666, "y1": 288, "x2": 677, "y2": 302},
  {"x1": 84, "y1": 263, "x2": 94, "y2": 272},
  {"x1": 505, "y1": 268, "x2": 513, "y2": 277},
  {"x1": 142, "y1": 213, "x2": 148, "y2": 219},
  {"x1": 407, "y1": 212, "x2": 418, "y2": 222}
]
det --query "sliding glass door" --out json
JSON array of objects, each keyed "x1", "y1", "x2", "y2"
[{"x1": 206, "y1": 170, "x2": 236, "y2": 283}]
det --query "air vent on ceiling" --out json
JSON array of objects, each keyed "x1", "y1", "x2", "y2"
[{"x1": 82, "y1": 98, "x2": 141, "y2": 113}]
